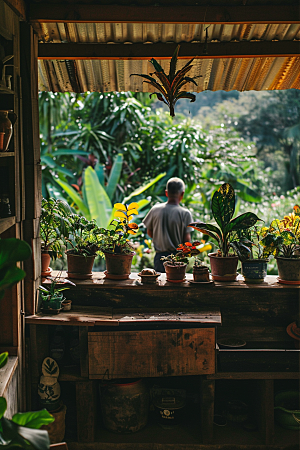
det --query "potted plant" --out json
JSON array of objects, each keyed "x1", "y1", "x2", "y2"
[
  {"x1": 192, "y1": 257, "x2": 210, "y2": 282},
  {"x1": 162, "y1": 241, "x2": 200, "y2": 282},
  {"x1": 231, "y1": 227, "x2": 269, "y2": 283},
  {"x1": 64, "y1": 214, "x2": 100, "y2": 279},
  {"x1": 40, "y1": 198, "x2": 71, "y2": 276},
  {"x1": 38, "y1": 275, "x2": 75, "y2": 314},
  {"x1": 189, "y1": 183, "x2": 261, "y2": 281},
  {"x1": 260, "y1": 205, "x2": 300, "y2": 283},
  {"x1": 97, "y1": 202, "x2": 139, "y2": 279}
]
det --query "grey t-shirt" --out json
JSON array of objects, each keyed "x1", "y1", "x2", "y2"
[{"x1": 143, "y1": 203, "x2": 193, "y2": 253}]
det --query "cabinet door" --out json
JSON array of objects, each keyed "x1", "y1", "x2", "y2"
[{"x1": 88, "y1": 328, "x2": 215, "y2": 379}]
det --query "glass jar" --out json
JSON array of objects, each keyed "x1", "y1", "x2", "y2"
[{"x1": 0, "y1": 110, "x2": 13, "y2": 152}]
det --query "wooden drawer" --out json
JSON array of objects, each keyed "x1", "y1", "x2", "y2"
[{"x1": 88, "y1": 328, "x2": 215, "y2": 379}]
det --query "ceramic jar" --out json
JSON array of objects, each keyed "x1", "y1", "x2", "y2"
[{"x1": 0, "y1": 110, "x2": 13, "y2": 152}]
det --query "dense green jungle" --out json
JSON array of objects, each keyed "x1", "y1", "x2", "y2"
[{"x1": 39, "y1": 89, "x2": 300, "y2": 271}]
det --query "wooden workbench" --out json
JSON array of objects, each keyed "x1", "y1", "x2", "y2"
[{"x1": 26, "y1": 274, "x2": 300, "y2": 449}]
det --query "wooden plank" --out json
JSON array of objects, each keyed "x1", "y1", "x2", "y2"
[
  {"x1": 89, "y1": 328, "x2": 215, "y2": 379},
  {"x1": 75, "y1": 381, "x2": 96, "y2": 442},
  {"x1": 29, "y1": 4, "x2": 300, "y2": 24},
  {"x1": 26, "y1": 306, "x2": 115, "y2": 326},
  {"x1": 29, "y1": 324, "x2": 49, "y2": 380},
  {"x1": 0, "y1": 356, "x2": 18, "y2": 397},
  {"x1": 207, "y1": 372, "x2": 299, "y2": 380},
  {"x1": 0, "y1": 216, "x2": 16, "y2": 234},
  {"x1": 38, "y1": 41, "x2": 300, "y2": 61},
  {"x1": 0, "y1": 152, "x2": 14, "y2": 157},
  {"x1": 79, "y1": 326, "x2": 89, "y2": 378},
  {"x1": 114, "y1": 309, "x2": 221, "y2": 324},
  {"x1": 200, "y1": 378, "x2": 215, "y2": 444},
  {"x1": 257, "y1": 379, "x2": 274, "y2": 445}
]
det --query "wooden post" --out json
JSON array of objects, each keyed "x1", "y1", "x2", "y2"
[
  {"x1": 75, "y1": 381, "x2": 97, "y2": 442},
  {"x1": 200, "y1": 376, "x2": 215, "y2": 444},
  {"x1": 257, "y1": 379, "x2": 274, "y2": 445},
  {"x1": 79, "y1": 326, "x2": 89, "y2": 378}
]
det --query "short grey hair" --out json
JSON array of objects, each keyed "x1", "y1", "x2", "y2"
[{"x1": 166, "y1": 177, "x2": 185, "y2": 195}]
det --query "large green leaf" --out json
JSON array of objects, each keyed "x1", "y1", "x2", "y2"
[
  {"x1": 0, "y1": 352, "x2": 8, "y2": 369},
  {"x1": 0, "y1": 239, "x2": 32, "y2": 271},
  {"x1": 12, "y1": 409, "x2": 54, "y2": 429},
  {"x1": 211, "y1": 183, "x2": 235, "y2": 232},
  {"x1": 55, "y1": 179, "x2": 90, "y2": 219},
  {"x1": 124, "y1": 172, "x2": 166, "y2": 203},
  {"x1": 84, "y1": 166, "x2": 112, "y2": 227},
  {"x1": 188, "y1": 222, "x2": 221, "y2": 245},
  {"x1": 106, "y1": 153, "x2": 123, "y2": 200},
  {"x1": 225, "y1": 212, "x2": 261, "y2": 233},
  {"x1": 2, "y1": 416, "x2": 50, "y2": 450},
  {"x1": 0, "y1": 397, "x2": 7, "y2": 419}
]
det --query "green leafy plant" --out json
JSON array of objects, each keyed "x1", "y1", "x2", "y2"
[
  {"x1": 64, "y1": 214, "x2": 100, "y2": 256},
  {"x1": 0, "y1": 396, "x2": 54, "y2": 450},
  {"x1": 189, "y1": 183, "x2": 261, "y2": 257},
  {"x1": 40, "y1": 198, "x2": 71, "y2": 257},
  {"x1": 231, "y1": 227, "x2": 266, "y2": 262},
  {"x1": 38, "y1": 275, "x2": 75, "y2": 303},
  {"x1": 130, "y1": 45, "x2": 201, "y2": 117},
  {"x1": 0, "y1": 353, "x2": 8, "y2": 369},
  {"x1": 0, "y1": 238, "x2": 32, "y2": 300},
  {"x1": 161, "y1": 241, "x2": 201, "y2": 266},
  {"x1": 97, "y1": 202, "x2": 139, "y2": 254},
  {"x1": 260, "y1": 205, "x2": 300, "y2": 258}
]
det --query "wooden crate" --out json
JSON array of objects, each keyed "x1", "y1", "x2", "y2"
[{"x1": 88, "y1": 328, "x2": 215, "y2": 379}]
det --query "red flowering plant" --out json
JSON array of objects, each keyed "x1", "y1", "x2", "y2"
[{"x1": 161, "y1": 241, "x2": 201, "y2": 266}]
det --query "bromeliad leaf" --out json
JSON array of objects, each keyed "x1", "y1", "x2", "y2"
[{"x1": 211, "y1": 183, "x2": 235, "y2": 231}]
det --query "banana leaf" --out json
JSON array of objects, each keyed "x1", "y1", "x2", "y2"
[
  {"x1": 106, "y1": 154, "x2": 123, "y2": 201},
  {"x1": 84, "y1": 166, "x2": 112, "y2": 228},
  {"x1": 55, "y1": 179, "x2": 91, "y2": 219},
  {"x1": 124, "y1": 172, "x2": 166, "y2": 203}
]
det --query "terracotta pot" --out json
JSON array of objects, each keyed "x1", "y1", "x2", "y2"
[
  {"x1": 209, "y1": 252, "x2": 238, "y2": 281},
  {"x1": 104, "y1": 252, "x2": 134, "y2": 279},
  {"x1": 41, "y1": 252, "x2": 51, "y2": 276},
  {"x1": 276, "y1": 257, "x2": 300, "y2": 282},
  {"x1": 0, "y1": 110, "x2": 12, "y2": 152},
  {"x1": 163, "y1": 262, "x2": 187, "y2": 281},
  {"x1": 67, "y1": 252, "x2": 95, "y2": 279},
  {"x1": 193, "y1": 266, "x2": 210, "y2": 282},
  {"x1": 241, "y1": 259, "x2": 268, "y2": 284}
]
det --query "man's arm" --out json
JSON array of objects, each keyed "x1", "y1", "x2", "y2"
[
  {"x1": 147, "y1": 229, "x2": 153, "y2": 238},
  {"x1": 183, "y1": 232, "x2": 191, "y2": 243}
]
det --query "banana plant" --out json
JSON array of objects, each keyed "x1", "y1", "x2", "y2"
[
  {"x1": 130, "y1": 45, "x2": 201, "y2": 117},
  {"x1": 189, "y1": 183, "x2": 261, "y2": 257},
  {"x1": 56, "y1": 161, "x2": 166, "y2": 228}
]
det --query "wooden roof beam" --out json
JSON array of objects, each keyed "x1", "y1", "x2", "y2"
[
  {"x1": 30, "y1": 4, "x2": 300, "y2": 24},
  {"x1": 3, "y1": 0, "x2": 26, "y2": 20},
  {"x1": 38, "y1": 41, "x2": 300, "y2": 60}
]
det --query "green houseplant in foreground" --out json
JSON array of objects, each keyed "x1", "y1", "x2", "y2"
[
  {"x1": 40, "y1": 198, "x2": 71, "y2": 276},
  {"x1": 38, "y1": 276, "x2": 75, "y2": 313},
  {"x1": 189, "y1": 183, "x2": 261, "y2": 281},
  {"x1": 64, "y1": 214, "x2": 100, "y2": 279},
  {"x1": 98, "y1": 202, "x2": 139, "y2": 279},
  {"x1": 231, "y1": 227, "x2": 268, "y2": 284},
  {"x1": 260, "y1": 205, "x2": 300, "y2": 283}
]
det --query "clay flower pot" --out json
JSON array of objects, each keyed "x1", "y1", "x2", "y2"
[
  {"x1": 104, "y1": 252, "x2": 135, "y2": 280},
  {"x1": 276, "y1": 257, "x2": 300, "y2": 283},
  {"x1": 209, "y1": 252, "x2": 238, "y2": 281},
  {"x1": 67, "y1": 252, "x2": 95, "y2": 279},
  {"x1": 41, "y1": 252, "x2": 51, "y2": 277},
  {"x1": 164, "y1": 262, "x2": 187, "y2": 282},
  {"x1": 193, "y1": 266, "x2": 210, "y2": 282}
]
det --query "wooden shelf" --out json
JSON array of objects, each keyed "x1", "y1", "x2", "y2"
[
  {"x1": 0, "y1": 152, "x2": 14, "y2": 157},
  {"x1": 0, "y1": 216, "x2": 16, "y2": 234},
  {"x1": 0, "y1": 87, "x2": 14, "y2": 95}
]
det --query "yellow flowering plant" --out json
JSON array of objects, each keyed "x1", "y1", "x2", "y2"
[
  {"x1": 260, "y1": 205, "x2": 300, "y2": 258},
  {"x1": 97, "y1": 202, "x2": 140, "y2": 254}
]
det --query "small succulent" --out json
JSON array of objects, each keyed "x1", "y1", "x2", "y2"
[{"x1": 130, "y1": 45, "x2": 201, "y2": 117}]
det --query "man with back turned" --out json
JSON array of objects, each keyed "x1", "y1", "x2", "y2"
[{"x1": 143, "y1": 177, "x2": 193, "y2": 272}]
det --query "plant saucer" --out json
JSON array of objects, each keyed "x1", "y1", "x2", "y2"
[
  {"x1": 138, "y1": 272, "x2": 161, "y2": 284},
  {"x1": 188, "y1": 280, "x2": 214, "y2": 285},
  {"x1": 277, "y1": 277, "x2": 300, "y2": 285},
  {"x1": 167, "y1": 278, "x2": 186, "y2": 283},
  {"x1": 217, "y1": 338, "x2": 247, "y2": 348}
]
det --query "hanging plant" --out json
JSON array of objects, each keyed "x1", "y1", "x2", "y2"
[{"x1": 130, "y1": 45, "x2": 200, "y2": 117}]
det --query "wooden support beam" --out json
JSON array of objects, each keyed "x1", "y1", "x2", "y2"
[
  {"x1": 29, "y1": 4, "x2": 300, "y2": 24},
  {"x1": 38, "y1": 41, "x2": 300, "y2": 60},
  {"x1": 3, "y1": 0, "x2": 26, "y2": 21}
]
